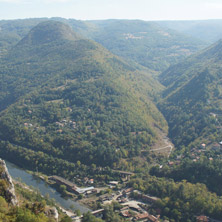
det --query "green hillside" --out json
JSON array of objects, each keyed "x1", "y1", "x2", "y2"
[
  {"x1": 159, "y1": 40, "x2": 222, "y2": 147},
  {"x1": 0, "y1": 21, "x2": 167, "y2": 174},
  {"x1": 81, "y1": 19, "x2": 206, "y2": 72}
]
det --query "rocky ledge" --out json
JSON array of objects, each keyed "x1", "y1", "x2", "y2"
[{"x1": 0, "y1": 158, "x2": 18, "y2": 206}]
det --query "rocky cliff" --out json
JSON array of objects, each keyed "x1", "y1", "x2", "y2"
[{"x1": 0, "y1": 158, "x2": 18, "y2": 206}]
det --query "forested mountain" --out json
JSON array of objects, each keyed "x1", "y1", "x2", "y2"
[
  {"x1": 2, "y1": 17, "x2": 222, "y2": 222},
  {"x1": 75, "y1": 19, "x2": 206, "y2": 72},
  {"x1": 0, "y1": 18, "x2": 47, "y2": 57},
  {"x1": 158, "y1": 39, "x2": 222, "y2": 147},
  {"x1": 158, "y1": 19, "x2": 222, "y2": 43},
  {"x1": 0, "y1": 18, "x2": 206, "y2": 73},
  {"x1": 0, "y1": 21, "x2": 167, "y2": 175}
]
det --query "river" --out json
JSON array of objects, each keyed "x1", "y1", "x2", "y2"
[{"x1": 5, "y1": 160, "x2": 90, "y2": 213}]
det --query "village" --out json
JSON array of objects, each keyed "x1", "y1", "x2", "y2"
[
  {"x1": 164, "y1": 141, "x2": 222, "y2": 168},
  {"x1": 46, "y1": 173, "x2": 162, "y2": 222},
  {"x1": 39, "y1": 170, "x2": 218, "y2": 222}
]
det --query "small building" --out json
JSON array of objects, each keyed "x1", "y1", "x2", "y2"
[
  {"x1": 200, "y1": 143, "x2": 206, "y2": 149},
  {"x1": 133, "y1": 213, "x2": 160, "y2": 222},
  {"x1": 109, "y1": 181, "x2": 119, "y2": 186},
  {"x1": 75, "y1": 186, "x2": 95, "y2": 194},
  {"x1": 89, "y1": 179, "x2": 94, "y2": 184},
  {"x1": 133, "y1": 212, "x2": 149, "y2": 221},
  {"x1": 123, "y1": 187, "x2": 134, "y2": 195},
  {"x1": 121, "y1": 210, "x2": 133, "y2": 218},
  {"x1": 168, "y1": 161, "x2": 174, "y2": 166},
  {"x1": 147, "y1": 214, "x2": 160, "y2": 222},
  {"x1": 196, "y1": 215, "x2": 208, "y2": 222}
]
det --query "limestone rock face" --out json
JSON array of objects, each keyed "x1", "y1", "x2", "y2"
[
  {"x1": 0, "y1": 159, "x2": 18, "y2": 206},
  {"x1": 45, "y1": 207, "x2": 59, "y2": 222}
]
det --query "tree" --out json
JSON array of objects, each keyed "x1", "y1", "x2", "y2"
[
  {"x1": 75, "y1": 209, "x2": 81, "y2": 216},
  {"x1": 61, "y1": 215, "x2": 72, "y2": 222},
  {"x1": 59, "y1": 185, "x2": 67, "y2": 195},
  {"x1": 82, "y1": 212, "x2": 104, "y2": 222}
]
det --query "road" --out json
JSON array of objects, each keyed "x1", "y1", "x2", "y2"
[{"x1": 151, "y1": 142, "x2": 173, "y2": 158}]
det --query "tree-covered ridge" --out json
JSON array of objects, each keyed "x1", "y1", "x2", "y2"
[
  {"x1": 0, "y1": 18, "x2": 206, "y2": 72},
  {"x1": 0, "y1": 21, "x2": 167, "y2": 171},
  {"x1": 151, "y1": 156, "x2": 222, "y2": 196},
  {"x1": 82, "y1": 19, "x2": 206, "y2": 72},
  {"x1": 130, "y1": 176, "x2": 222, "y2": 221},
  {"x1": 158, "y1": 40, "x2": 222, "y2": 147}
]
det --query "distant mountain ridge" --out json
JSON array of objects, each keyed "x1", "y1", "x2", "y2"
[
  {"x1": 157, "y1": 20, "x2": 222, "y2": 43},
  {"x1": 18, "y1": 20, "x2": 80, "y2": 46},
  {"x1": 74, "y1": 19, "x2": 206, "y2": 72},
  {"x1": 0, "y1": 18, "x2": 207, "y2": 72}
]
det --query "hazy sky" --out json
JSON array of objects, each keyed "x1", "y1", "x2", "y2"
[{"x1": 1, "y1": 0, "x2": 222, "y2": 21}]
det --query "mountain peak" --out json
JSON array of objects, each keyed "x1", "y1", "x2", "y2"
[{"x1": 18, "y1": 21, "x2": 80, "y2": 45}]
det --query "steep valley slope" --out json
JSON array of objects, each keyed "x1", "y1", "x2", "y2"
[{"x1": 0, "y1": 21, "x2": 167, "y2": 177}]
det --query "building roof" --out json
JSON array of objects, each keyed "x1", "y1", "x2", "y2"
[
  {"x1": 76, "y1": 186, "x2": 95, "y2": 194},
  {"x1": 49, "y1": 175, "x2": 76, "y2": 188},
  {"x1": 109, "y1": 181, "x2": 119, "y2": 185},
  {"x1": 134, "y1": 212, "x2": 149, "y2": 220},
  {"x1": 196, "y1": 215, "x2": 208, "y2": 222},
  {"x1": 147, "y1": 214, "x2": 160, "y2": 222}
]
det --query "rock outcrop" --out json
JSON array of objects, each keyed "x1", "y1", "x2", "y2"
[
  {"x1": 0, "y1": 159, "x2": 18, "y2": 206},
  {"x1": 45, "y1": 207, "x2": 59, "y2": 222}
]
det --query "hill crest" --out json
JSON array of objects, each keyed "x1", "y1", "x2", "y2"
[{"x1": 17, "y1": 20, "x2": 80, "y2": 46}]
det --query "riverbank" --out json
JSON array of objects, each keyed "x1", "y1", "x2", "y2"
[
  {"x1": 13, "y1": 178, "x2": 76, "y2": 217},
  {"x1": 5, "y1": 160, "x2": 90, "y2": 214}
]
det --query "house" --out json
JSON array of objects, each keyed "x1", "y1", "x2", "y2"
[
  {"x1": 89, "y1": 179, "x2": 94, "y2": 184},
  {"x1": 196, "y1": 215, "x2": 208, "y2": 222},
  {"x1": 121, "y1": 210, "x2": 133, "y2": 218},
  {"x1": 133, "y1": 213, "x2": 160, "y2": 222},
  {"x1": 168, "y1": 161, "x2": 174, "y2": 166},
  {"x1": 133, "y1": 212, "x2": 149, "y2": 221},
  {"x1": 123, "y1": 187, "x2": 134, "y2": 195},
  {"x1": 200, "y1": 143, "x2": 206, "y2": 149},
  {"x1": 147, "y1": 214, "x2": 160, "y2": 222},
  {"x1": 109, "y1": 181, "x2": 119, "y2": 186}
]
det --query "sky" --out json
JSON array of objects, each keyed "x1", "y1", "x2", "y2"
[{"x1": 1, "y1": 0, "x2": 222, "y2": 21}]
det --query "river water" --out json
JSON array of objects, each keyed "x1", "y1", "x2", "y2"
[{"x1": 5, "y1": 160, "x2": 90, "y2": 213}]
